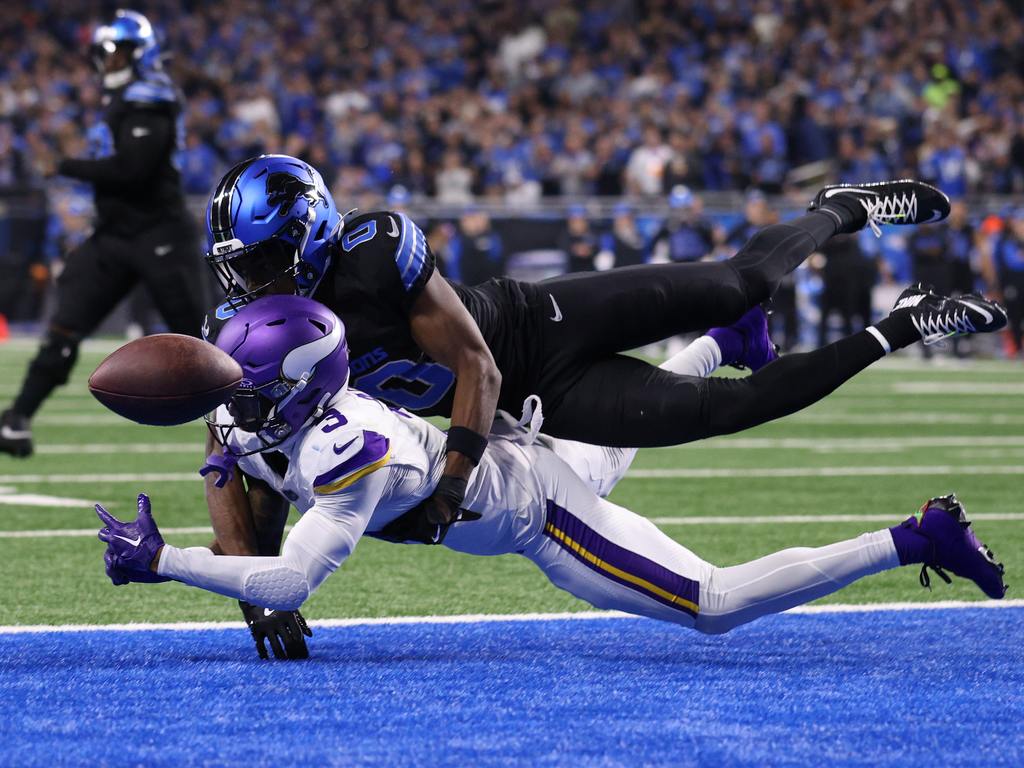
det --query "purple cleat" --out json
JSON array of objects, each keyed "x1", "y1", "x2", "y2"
[
  {"x1": 96, "y1": 493, "x2": 170, "y2": 585},
  {"x1": 707, "y1": 305, "x2": 780, "y2": 372},
  {"x1": 892, "y1": 493, "x2": 1007, "y2": 599}
]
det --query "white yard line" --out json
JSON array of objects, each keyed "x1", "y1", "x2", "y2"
[
  {"x1": 6, "y1": 512, "x2": 1022, "y2": 539},
  {"x1": 626, "y1": 465, "x2": 1024, "y2": 479},
  {"x1": 23, "y1": 435, "x2": 1024, "y2": 455},
  {"x1": 0, "y1": 464, "x2": 1020, "y2": 485},
  {"x1": 1, "y1": 600, "x2": 1020, "y2": 635}
]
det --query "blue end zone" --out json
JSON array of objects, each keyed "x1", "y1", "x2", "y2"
[{"x1": 2, "y1": 608, "x2": 1021, "y2": 767}]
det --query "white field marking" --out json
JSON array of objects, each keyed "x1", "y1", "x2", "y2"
[
  {"x1": 790, "y1": 412, "x2": 1024, "y2": 425},
  {"x1": 1, "y1": 337, "x2": 124, "y2": 354},
  {"x1": 7, "y1": 512, "x2": 1024, "y2": 540},
  {"x1": 0, "y1": 485, "x2": 97, "y2": 509},
  {"x1": 1, "y1": 600, "x2": 1021, "y2": 635},
  {"x1": 890, "y1": 382, "x2": 1024, "y2": 396},
  {"x1": 27, "y1": 436, "x2": 1024, "y2": 457},
  {"x1": 626, "y1": 465, "x2": 1024, "y2": 479},
  {"x1": 675, "y1": 436, "x2": 1024, "y2": 452},
  {"x1": 0, "y1": 472, "x2": 195, "y2": 483},
  {"x1": 649, "y1": 512, "x2": 1024, "y2": 525},
  {"x1": 0, "y1": 525, "x2": 214, "y2": 539},
  {"x1": 1, "y1": 465, "x2": 1022, "y2": 486},
  {"x1": 36, "y1": 443, "x2": 200, "y2": 455}
]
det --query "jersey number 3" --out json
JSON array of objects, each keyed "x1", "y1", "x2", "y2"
[{"x1": 355, "y1": 360, "x2": 454, "y2": 411}]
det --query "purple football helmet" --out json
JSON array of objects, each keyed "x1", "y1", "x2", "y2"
[{"x1": 209, "y1": 295, "x2": 350, "y2": 453}]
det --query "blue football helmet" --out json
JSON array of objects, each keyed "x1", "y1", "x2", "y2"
[
  {"x1": 205, "y1": 155, "x2": 344, "y2": 304},
  {"x1": 91, "y1": 9, "x2": 162, "y2": 76}
]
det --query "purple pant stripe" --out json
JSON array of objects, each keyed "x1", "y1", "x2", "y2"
[{"x1": 544, "y1": 500, "x2": 699, "y2": 616}]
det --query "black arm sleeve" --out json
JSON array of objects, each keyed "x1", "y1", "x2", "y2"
[{"x1": 57, "y1": 110, "x2": 172, "y2": 189}]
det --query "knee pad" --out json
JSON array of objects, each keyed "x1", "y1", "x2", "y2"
[
  {"x1": 243, "y1": 565, "x2": 310, "y2": 611},
  {"x1": 31, "y1": 328, "x2": 81, "y2": 386}
]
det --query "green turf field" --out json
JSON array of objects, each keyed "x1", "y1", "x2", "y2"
[{"x1": 0, "y1": 340, "x2": 1020, "y2": 626}]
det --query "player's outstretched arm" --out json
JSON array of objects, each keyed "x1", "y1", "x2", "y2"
[{"x1": 408, "y1": 271, "x2": 501, "y2": 529}]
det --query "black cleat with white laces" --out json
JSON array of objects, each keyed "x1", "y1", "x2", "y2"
[
  {"x1": 888, "y1": 283, "x2": 1008, "y2": 346},
  {"x1": 808, "y1": 180, "x2": 951, "y2": 237},
  {"x1": 0, "y1": 409, "x2": 33, "y2": 458}
]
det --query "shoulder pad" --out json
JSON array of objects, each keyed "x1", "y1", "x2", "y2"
[
  {"x1": 388, "y1": 211, "x2": 431, "y2": 292},
  {"x1": 201, "y1": 299, "x2": 241, "y2": 342},
  {"x1": 310, "y1": 428, "x2": 391, "y2": 495},
  {"x1": 124, "y1": 75, "x2": 177, "y2": 105}
]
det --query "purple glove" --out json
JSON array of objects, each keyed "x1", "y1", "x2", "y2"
[{"x1": 199, "y1": 449, "x2": 239, "y2": 488}]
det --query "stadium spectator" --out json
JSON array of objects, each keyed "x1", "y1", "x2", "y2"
[
  {"x1": 989, "y1": 208, "x2": 1024, "y2": 357},
  {"x1": 649, "y1": 185, "x2": 716, "y2": 264},
  {"x1": 602, "y1": 202, "x2": 645, "y2": 268},
  {"x1": 560, "y1": 205, "x2": 599, "y2": 273},
  {"x1": 817, "y1": 235, "x2": 874, "y2": 347},
  {"x1": 448, "y1": 208, "x2": 504, "y2": 285}
]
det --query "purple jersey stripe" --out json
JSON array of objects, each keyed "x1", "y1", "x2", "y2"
[
  {"x1": 544, "y1": 500, "x2": 699, "y2": 617},
  {"x1": 314, "y1": 431, "x2": 390, "y2": 487}
]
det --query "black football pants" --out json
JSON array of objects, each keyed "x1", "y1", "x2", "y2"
[
  {"x1": 531, "y1": 214, "x2": 891, "y2": 447},
  {"x1": 12, "y1": 216, "x2": 207, "y2": 419}
]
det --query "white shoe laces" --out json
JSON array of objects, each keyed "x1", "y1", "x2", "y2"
[
  {"x1": 859, "y1": 192, "x2": 918, "y2": 237},
  {"x1": 913, "y1": 307, "x2": 976, "y2": 346}
]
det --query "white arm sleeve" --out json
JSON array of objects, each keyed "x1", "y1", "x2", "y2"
[{"x1": 158, "y1": 468, "x2": 389, "y2": 610}]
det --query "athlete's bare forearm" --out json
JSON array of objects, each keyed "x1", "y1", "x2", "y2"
[{"x1": 205, "y1": 431, "x2": 259, "y2": 555}]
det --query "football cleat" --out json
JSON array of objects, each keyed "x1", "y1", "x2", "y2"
[
  {"x1": 707, "y1": 305, "x2": 779, "y2": 371},
  {"x1": 889, "y1": 283, "x2": 1007, "y2": 346},
  {"x1": 0, "y1": 409, "x2": 33, "y2": 458},
  {"x1": 808, "y1": 180, "x2": 950, "y2": 237},
  {"x1": 895, "y1": 493, "x2": 1007, "y2": 599},
  {"x1": 96, "y1": 493, "x2": 170, "y2": 584}
]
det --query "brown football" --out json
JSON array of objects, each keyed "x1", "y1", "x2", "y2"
[{"x1": 88, "y1": 334, "x2": 243, "y2": 426}]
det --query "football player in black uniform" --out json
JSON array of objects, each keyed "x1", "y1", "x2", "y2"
[
  {"x1": 200, "y1": 156, "x2": 1007, "y2": 658},
  {"x1": 0, "y1": 10, "x2": 204, "y2": 457}
]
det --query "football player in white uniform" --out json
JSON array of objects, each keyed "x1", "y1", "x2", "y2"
[{"x1": 97, "y1": 296, "x2": 1006, "y2": 648}]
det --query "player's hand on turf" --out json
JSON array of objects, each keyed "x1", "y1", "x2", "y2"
[{"x1": 239, "y1": 600, "x2": 313, "y2": 660}]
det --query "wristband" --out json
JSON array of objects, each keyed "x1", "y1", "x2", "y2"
[{"x1": 446, "y1": 426, "x2": 488, "y2": 465}]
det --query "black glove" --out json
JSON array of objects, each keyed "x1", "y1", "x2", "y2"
[
  {"x1": 372, "y1": 475, "x2": 481, "y2": 545},
  {"x1": 238, "y1": 600, "x2": 313, "y2": 660}
]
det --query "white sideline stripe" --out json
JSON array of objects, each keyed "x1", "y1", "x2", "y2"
[
  {"x1": 649, "y1": 512, "x2": 1024, "y2": 525},
  {"x1": 30, "y1": 436, "x2": 1024, "y2": 456},
  {"x1": 627, "y1": 465, "x2": 1024, "y2": 479},
  {"x1": 891, "y1": 382, "x2": 1024, "y2": 396},
  {"x1": 2, "y1": 465, "x2": 1023, "y2": 485},
  {"x1": 7, "y1": 512, "x2": 1024, "y2": 539},
  {"x1": 1, "y1": 600, "x2": 1021, "y2": 635},
  {"x1": 36, "y1": 443, "x2": 200, "y2": 455},
  {"x1": 792, "y1": 412, "x2": 1024, "y2": 425}
]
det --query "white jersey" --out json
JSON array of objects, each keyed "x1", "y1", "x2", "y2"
[{"x1": 218, "y1": 389, "x2": 543, "y2": 553}]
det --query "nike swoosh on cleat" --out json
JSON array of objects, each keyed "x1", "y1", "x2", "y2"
[
  {"x1": 824, "y1": 186, "x2": 874, "y2": 198},
  {"x1": 922, "y1": 210, "x2": 944, "y2": 224},
  {"x1": 113, "y1": 534, "x2": 142, "y2": 547},
  {"x1": 958, "y1": 299, "x2": 994, "y2": 325},
  {"x1": 1, "y1": 426, "x2": 31, "y2": 441},
  {"x1": 264, "y1": 608, "x2": 275, "y2": 617}
]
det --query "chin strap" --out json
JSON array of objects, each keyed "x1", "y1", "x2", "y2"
[{"x1": 199, "y1": 449, "x2": 239, "y2": 488}]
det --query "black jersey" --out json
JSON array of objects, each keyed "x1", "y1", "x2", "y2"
[
  {"x1": 57, "y1": 72, "x2": 186, "y2": 237},
  {"x1": 203, "y1": 210, "x2": 541, "y2": 418}
]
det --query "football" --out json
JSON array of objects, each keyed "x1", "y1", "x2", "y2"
[{"x1": 88, "y1": 333, "x2": 242, "y2": 426}]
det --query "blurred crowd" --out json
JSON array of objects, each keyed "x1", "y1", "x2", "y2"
[
  {"x1": 2, "y1": 0, "x2": 1024, "y2": 356},
  {"x1": 2, "y1": 0, "x2": 1024, "y2": 208}
]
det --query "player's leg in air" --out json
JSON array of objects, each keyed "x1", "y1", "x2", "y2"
[
  {"x1": 547, "y1": 304, "x2": 776, "y2": 497},
  {"x1": 510, "y1": 467, "x2": 1006, "y2": 634},
  {"x1": 0, "y1": 235, "x2": 138, "y2": 457},
  {"x1": 533, "y1": 181, "x2": 1007, "y2": 447}
]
